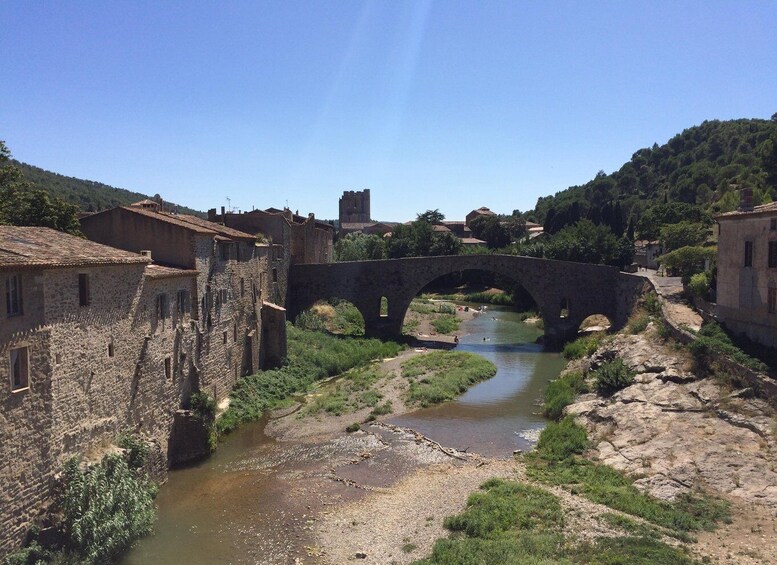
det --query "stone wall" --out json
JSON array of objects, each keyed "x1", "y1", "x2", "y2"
[{"x1": 339, "y1": 189, "x2": 370, "y2": 224}]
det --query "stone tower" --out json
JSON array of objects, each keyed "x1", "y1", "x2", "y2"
[{"x1": 339, "y1": 189, "x2": 370, "y2": 223}]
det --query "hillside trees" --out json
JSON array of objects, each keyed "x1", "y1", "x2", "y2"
[
  {"x1": 386, "y1": 212, "x2": 461, "y2": 258},
  {"x1": 469, "y1": 215, "x2": 510, "y2": 249},
  {"x1": 1, "y1": 141, "x2": 82, "y2": 235},
  {"x1": 334, "y1": 233, "x2": 387, "y2": 261}
]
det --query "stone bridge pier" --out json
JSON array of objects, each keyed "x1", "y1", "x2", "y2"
[{"x1": 287, "y1": 255, "x2": 648, "y2": 345}]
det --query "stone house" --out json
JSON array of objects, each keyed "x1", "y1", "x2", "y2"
[
  {"x1": 716, "y1": 192, "x2": 777, "y2": 348},
  {"x1": 208, "y1": 206, "x2": 334, "y2": 265},
  {"x1": 80, "y1": 205, "x2": 288, "y2": 400},
  {"x1": 465, "y1": 207, "x2": 497, "y2": 227},
  {"x1": 0, "y1": 227, "x2": 156, "y2": 554},
  {"x1": 634, "y1": 240, "x2": 662, "y2": 269}
]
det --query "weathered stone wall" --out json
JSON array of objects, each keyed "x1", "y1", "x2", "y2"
[
  {"x1": 339, "y1": 189, "x2": 370, "y2": 224},
  {"x1": 288, "y1": 255, "x2": 637, "y2": 343}
]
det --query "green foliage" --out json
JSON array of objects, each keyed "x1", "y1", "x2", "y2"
[
  {"x1": 592, "y1": 359, "x2": 635, "y2": 396},
  {"x1": 688, "y1": 271, "x2": 712, "y2": 300},
  {"x1": 444, "y1": 479, "x2": 564, "y2": 538},
  {"x1": 659, "y1": 221, "x2": 710, "y2": 252},
  {"x1": 12, "y1": 156, "x2": 202, "y2": 216},
  {"x1": 334, "y1": 232, "x2": 386, "y2": 261},
  {"x1": 370, "y1": 400, "x2": 393, "y2": 417},
  {"x1": 431, "y1": 314, "x2": 459, "y2": 334},
  {"x1": 470, "y1": 215, "x2": 511, "y2": 249},
  {"x1": 562, "y1": 334, "x2": 602, "y2": 359},
  {"x1": 689, "y1": 321, "x2": 769, "y2": 373},
  {"x1": 417, "y1": 209, "x2": 445, "y2": 224},
  {"x1": 217, "y1": 325, "x2": 403, "y2": 434},
  {"x1": 627, "y1": 313, "x2": 650, "y2": 334},
  {"x1": 345, "y1": 423, "x2": 361, "y2": 433},
  {"x1": 533, "y1": 119, "x2": 777, "y2": 239},
  {"x1": 659, "y1": 245, "x2": 715, "y2": 277},
  {"x1": 1, "y1": 141, "x2": 82, "y2": 235},
  {"x1": 543, "y1": 371, "x2": 588, "y2": 420},
  {"x1": 58, "y1": 455, "x2": 156, "y2": 564},
  {"x1": 295, "y1": 298, "x2": 365, "y2": 336},
  {"x1": 116, "y1": 432, "x2": 150, "y2": 471},
  {"x1": 572, "y1": 536, "x2": 697, "y2": 564},
  {"x1": 402, "y1": 351, "x2": 497, "y2": 407},
  {"x1": 643, "y1": 291, "x2": 661, "y2": 315},
  {"x1": 386, "y1": 218, "x2": 462, "y2": 258},
  {"x1": 303, "y1": 367, "x2": 385, "y2": 417},
  {"x1": 538, "y1": 220, "x2": 634, "y2": 268},
  {"x1": 533, "y1": 416, "x2": 589, "y2": 461},
  {"x1": 637, "y1": 203, "x2": 713, "y2": 241},
  {"x1": 189, "y1": 391, "x2": 216, "y2": 421}
]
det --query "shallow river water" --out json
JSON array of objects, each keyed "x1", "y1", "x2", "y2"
[{"x1": 124, "y1": 305, "x2": 564, "y2": 564}]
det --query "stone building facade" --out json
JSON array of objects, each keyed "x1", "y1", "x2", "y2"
[
  {"x1": 208, "y1": 206, "x2": 334, "y2": 265},
  {"x1": 716, "y1": 195, "x2": 777, "y2": 348},
  {"x1": 1, "y1": 205, "x2": 289, "y2": 555},
  {"x1": 339, "y1": 189, "x2": 370, "y2": 224}
]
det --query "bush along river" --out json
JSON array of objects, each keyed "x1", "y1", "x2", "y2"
[{"x1": 124, "y1": 305, "x2": 566, "y2": 564}]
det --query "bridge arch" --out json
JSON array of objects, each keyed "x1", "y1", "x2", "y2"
[{"x1": 288, "y1": 255, "x2": 648, "y2": 345}]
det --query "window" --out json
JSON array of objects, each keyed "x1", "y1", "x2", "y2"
[
  {"x1": 5, "y1": 274, "x2": 22, "y2": 316},
  {"x1": 223, "y1": 331, "x2": 228, "y2": 344},
  {"x1": 108, "y1": 342, "x2": 115, "y2": 357},
  {"x1": 233, "y1": 323, "x2": 237, "y2": 342},
  {"x1": 771, "y1": 219, "x2": 776, "y2": 231},
  {"x1": 272, "y1": 268, "x2": 278, "y2": 283},
  {"x1": 177, "y1": 290, "x2": 190, "y2": 316},
  {"x1": 220, "y1": 243, "x2": 231, "y2": 260},
  {"x1": 78, "y1": 273, "x2": 91, "y2": 306},
  {"x1": 9, "y1": 346, "x2": 29, "y2": 391},
  {"x1": 769, "y1": 288, "x2": 777, "y2": 314},
  {"x1": 240, "y1": 278, "x2": 245, "y2": 297},
  {"x1": 770, "y1": 242, "x2": 777, "y2": 268},
  {"x1": 220, "y1": 288, "x2": 229, "y2": 305},
  {"x1": 158, "y1": 293, "x2": 170, "y2": 320},
  {"x1": 744, "y1": 241, "x2": 754, "y2": 267},
  {"x1": 560, "y1": 298, "x2": 570, "y2": 319},
  {"x1": 164, "y1": 357, "x2": 172, "y2": 380}
]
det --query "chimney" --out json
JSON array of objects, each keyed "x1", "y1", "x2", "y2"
[
  {"x1": 739, "y1": 187, "x2": 754, "y2": 212},
  {"x1": 140, "y1": 250, "x2": 152, "y2": 260},
  {"x1": 208, "y1": 208, "x2": 216, "y2": 221},
  {"x1": 221, "y1": 206, "x2": 226, "y2": 216}
]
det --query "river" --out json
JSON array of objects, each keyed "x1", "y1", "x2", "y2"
[{"x1": 124, "y1": 305, "x2": 564, "y2": 564}]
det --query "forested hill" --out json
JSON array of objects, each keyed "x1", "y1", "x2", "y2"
[
  {"x1": 532, "y1": 117, "x2": 777, "y2": 236},
  {"x1": 12, "y1": 160, "x2": 204, "y2": 217}
]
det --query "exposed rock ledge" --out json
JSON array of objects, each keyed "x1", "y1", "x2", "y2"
[{"x1": 566, "y1": 329, "x2": 777, "y2": 509}]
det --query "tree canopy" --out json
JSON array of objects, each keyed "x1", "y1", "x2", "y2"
[{"x1": 1, "y1": 141, "x2": 82, "y2": 235}]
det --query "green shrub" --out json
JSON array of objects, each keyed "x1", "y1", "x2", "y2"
[
  {"x1": 627, "y1": 313, "x2": 650, "y2": 334},
  {"x1": 543, "y1": 371, "x2": 588, "y2": 420},
  {"x1": 431, "y1": 315, "x2": 459, "y2": 334},
  {"x1": 562, "y1": 335, "x2": 601, "y2": 360},
  {"x1": 116, "y1": 431, "x2": 150, "y2": 471},
  {"x1": 189, "y1": 390, "x2": 216, "y2": 421},
  {"x1": 687, "y1": 271, "x2": 711, "y2": 300},
  {"x1": 59, "y1": 455, "x2": 156, "y2": 564},
  {"x1": 345, "y1": 423, "x2": 361, "y2": 433},
  {"x1": 690, "y1": 321, "x2": 768, "y2": 373},
  {"x1": 592, "y1": 359, "x2": 635, "y2": 396},
  {"x1": 534, "y1": 416, "x2": 588, "y2": 461},
  {"x1": 370, "y1": 400, "x2": 393, "y2": 416},
  {"x1": 444, "y1": 479, "x2": 564, "y2": 538},
  {"x1": 643, "y1": 291, "x2": 661, "y2": 315}
]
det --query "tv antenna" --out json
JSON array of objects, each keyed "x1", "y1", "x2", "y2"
[{"x1": 226, "y1": 197, "x2": 231, "y2": 212}]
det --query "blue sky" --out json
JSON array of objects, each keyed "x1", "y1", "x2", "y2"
[{"x1": 1, "y1": 1, "x2": 775, "y2": 222}]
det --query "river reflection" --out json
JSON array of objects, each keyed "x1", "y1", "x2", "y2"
[{"x1": 391, "y1": 305, "x2": 565, "y2": 456}]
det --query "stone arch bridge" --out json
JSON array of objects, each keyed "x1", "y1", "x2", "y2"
[{"x1": 288, "y1": 255, "x2": 648, "y2": 343}]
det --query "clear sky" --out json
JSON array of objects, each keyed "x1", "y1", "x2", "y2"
[{"x1": 1, "y1": 1, "x2": 776, "y2": 222}]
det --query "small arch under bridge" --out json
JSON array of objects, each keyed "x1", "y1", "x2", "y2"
[{"x1": 287, "y1": 255, "x2": 648, "y2": 344}]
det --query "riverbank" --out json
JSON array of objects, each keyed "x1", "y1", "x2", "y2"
[{"x1": 309, "y1": 314, "x2": 777, "y2": 564}]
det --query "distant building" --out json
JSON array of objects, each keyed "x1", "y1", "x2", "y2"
[
  {"x1": 340, "y1": 221, "x2": 397, "y2": 237},
  {"x1": 465, "y1": 207, "x2": 496, "y2": 227},
  {"x1": 634, "y1": 240, "x2": 662, "y2": 269},
  {"x1": 716, "y1": 188, "x2": 777, "y2": 348},
  {"x1": 339, "y1": 189, "x2": 370, "y2": 224},
  {"x1": 209, "y1": 206, "x2": 334, "y2": 265}
]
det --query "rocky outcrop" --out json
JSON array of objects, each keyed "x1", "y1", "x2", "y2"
[{"x1": 566, "y1": 329, "x2": 777, "y2": 509}]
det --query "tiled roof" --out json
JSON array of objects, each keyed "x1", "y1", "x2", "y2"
[
  {"x1": 460, "y1": 237, "x2": 487, "y2": 245},
  {"x1": 118, "y1": 206, "x2": 217, "y2": 234},
  {"x1": 717, "y1": 202, "x2": 777, "y2": 219},
  {"x1": 173, "y1": 213, "x2": 256, "y2": 240},
  {"x1": 144, "y1": 264, "x2": 198, "y2": 279},
  {"x1": 0, "y1": 226, "x2": 150, "y2": 269}
]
